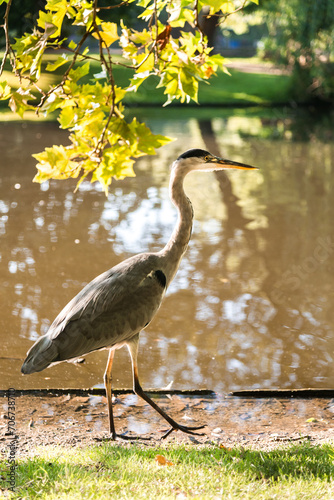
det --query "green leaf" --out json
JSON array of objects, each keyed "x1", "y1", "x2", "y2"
[
  {"x1": 32, "y1": 144, "x2": 79, "y2": 182},
  {"x1": 208, "y1": 54, "x2": 226, "y2": 71},
  {"x1": 167, "y1": 0, "x2": 182, "y2": 23},
  {"x1": 42, "y1": 94, "x2": 64, "y2": 114},
  {"x1": 30, "y1": 45, "x2": 47, "y2": 80},
  {"x1": 163, "y1": 73, "x2": 179, "y2": 98},
  {"x1": 182, "y1": 7, "x2": 195, "y2": 25},
  {"x1": 46, "y1": 54, "x2": 69, "y2": 71},
  {"x1": 38, "y1": 0, "x2": 68, "y2": 38},
  {"x1": 68, "y1": 39, "x2": 77, "y2": 50},
  {"x1": 137, "y1": 52, "x2": 155, "y2": 72},
  {"x1": 129, "y1": 118, "x2": 174, "y2": 155},
  {"x1": 198, "y1": 0, "x2": 234, "y2": 15},
  {"x1": 9, "y1": 90, "x2": 35, "y2": 118},
  {"x1": 127, "y1": 71, "x2": 151, "y2": 92},
  {"x1": 104, "y1": 148, "x2": 136, "y2": 179},
  {"x1": 68, "y1": 62, "x2": 90, "y2": 82},
  {"x1": 37, "y1": 12, "x2": 57, "y2": 38},
  {"x1": 180, "y1": 68, "x2": 198, "y2": 102},
  {"x1": 0, "y1": 82, "x2": 11, "y2": 100},
  {"x1": 58, "y1": 107, "x2": 76, "y2": 129}
]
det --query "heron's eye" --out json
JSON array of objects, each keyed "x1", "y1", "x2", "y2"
[{"x1": 204, "y1": 155, "x2": 210, "y2": 162}]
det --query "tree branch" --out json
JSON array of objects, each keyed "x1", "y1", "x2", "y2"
[
  {"x1": 97, "y1": 0, "x2": 130, "y2": 10},
  {"x1": 37, "y1": 27, "x2": 95, "y2": 111},
  {"x1": 90, "y1": 0, "x2": 120, "y2": 160},
  {"x1": 0, "y1": 0, "x2": 14, "y2": 77},
  {"x1": 193, "y1": 0, "x2": 206, "y2": 52}
]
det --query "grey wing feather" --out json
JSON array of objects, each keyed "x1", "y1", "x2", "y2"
[{"x1": 21, "y1": 253, "x2": 166, "y2": 374}]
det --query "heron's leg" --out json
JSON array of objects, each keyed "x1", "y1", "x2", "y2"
[
  {"x1": 103, "y1": 347, "x2": 152, "y2": 442},
  {"x1": 104, "y1": 349, "x2": 116, "y2": 439},
  {"x1": 127, "y1": 335, "x2": 205, "y2": 438}
]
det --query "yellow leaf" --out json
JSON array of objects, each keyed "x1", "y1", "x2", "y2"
[
  {"x1": 204, "y1": 66, "x2": 214, "y2": 78},
  {"x1": 155, "y1": 455, "x2": 174, "y2": 466},
  {"x1": 92, "y1": 22, "x2": 119, "y2": 47},
  {"x1": 0, "y1": 82, "x2": 11, "y2": 100},
  {"x1": 137, "y1": 52, "x2": 155, "y2": 72},
  {"x1": 219, "y1": 444, "x2": 232, "y2": 451}
]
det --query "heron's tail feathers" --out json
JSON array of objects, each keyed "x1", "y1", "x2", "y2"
[{"x1": 21, "y1": 335, "x2": 58, "y2": 375}]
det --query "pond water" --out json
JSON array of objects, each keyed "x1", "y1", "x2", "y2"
[{"x1": 1, "y1": 108, "x2": 334, "y2": 394}]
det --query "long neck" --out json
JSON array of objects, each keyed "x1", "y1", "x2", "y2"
[{"x1": 159, "y1": 164, "x2": 193, "y2": 285}]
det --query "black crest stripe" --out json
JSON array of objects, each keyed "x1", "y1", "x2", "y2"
[{"x1": 177, "y1": 149, "x2": 210, "y2": 160}]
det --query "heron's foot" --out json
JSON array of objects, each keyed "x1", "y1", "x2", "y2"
[
  {"x1": 113, "y1": 432, "x2": 152, "y2": 441},
  {"x1": 161, "y1": 423, "x2": 206, "y2": 440}
]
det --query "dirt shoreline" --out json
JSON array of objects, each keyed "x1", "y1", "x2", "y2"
[{"x1": 1, "y1": 393, "x2": 334, "y2": 457}]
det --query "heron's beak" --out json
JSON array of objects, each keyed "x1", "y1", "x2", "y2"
[{"x1": 209, "y1": 156, "x2": 257, "y2": 170}]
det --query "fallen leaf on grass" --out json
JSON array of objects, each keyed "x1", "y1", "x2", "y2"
[
  {"x1": 155, "y1": 454, "x2": 174, "y2": 466},
  {"x1": 219, "y1": 444, "x2": 232, "y2": 451}
]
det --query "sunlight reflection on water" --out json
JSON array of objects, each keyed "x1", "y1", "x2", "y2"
[{"x1": 1, "y1": 110, "x2": 334, "y2": 393}]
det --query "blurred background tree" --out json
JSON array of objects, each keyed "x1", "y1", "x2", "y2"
[
  {"x1": 196, "y1": 0, "x2": 334, "y2": 104},
  {"x1": 258, "y1": 0, "x2": 334, "y2": 103}
]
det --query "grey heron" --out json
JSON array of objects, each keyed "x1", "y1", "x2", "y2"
[{"x1": 21, "y1": 149, "x2": 257, "y2": 439}]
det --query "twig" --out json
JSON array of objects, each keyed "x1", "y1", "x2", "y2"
[
  {"x1": 90, "y1": 0, "x2": 121, "y2": 160},
  {"x1": 37, "y1": 27, "x2": 94, "y2": 111},
  {"x1": 153, "y1": 0, "x2": 159, "y2": 64},
  {"x1": 97, "y1": 0, "x2": 130, "y2": 10},
  {"x1": 0, "y1": 0, "x2": 14, "y2": 76},
  {"x1": 58, "y1": 42, "x2": 141, "y2": 70},
  {"x1": 193, "y1": 0, "x2": 206, "y2": 53},
  {"x1": 35, "y1": 0, "x2": 103, "y2": 111},
  {"x1": 218, "y1": 0, "x2": 248, "y2": 24}
]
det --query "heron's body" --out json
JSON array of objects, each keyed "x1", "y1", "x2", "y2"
[
  {"x1": 22, "y1": 254, "x2": 165, "y2": 373},
  {"x1": 22, "y1": 149, "x2": 256, "y2": 439}
]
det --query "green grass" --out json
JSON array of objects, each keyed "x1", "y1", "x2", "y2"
[
  {"x1": 1, "y1": 442, "x2": 334, "y2": 499},
  {"x1": 88, "y1": 57, "x2": 291, "y2": 106},
  {"x1": 200, "y1": 70, "x2": 291, "y2": 105},
  {"x1": 0, "y1": 53, "x2": 293, "y2": 112},
  {"x1": 116, "y1": 69, "x2": 291, "y2": 106}
]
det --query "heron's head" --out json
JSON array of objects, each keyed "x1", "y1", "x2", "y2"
[{"x1": 174, "y1": 149, "x2": 257, "y2": 173}]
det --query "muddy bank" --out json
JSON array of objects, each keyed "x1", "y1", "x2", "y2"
[{"x1": 1, "y1": 392, "x2": 334, "y2": 457}]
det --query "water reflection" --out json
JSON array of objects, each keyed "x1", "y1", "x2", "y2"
[{"x1": 0, "y1": 110, "x2": 334, "y2": 393}]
